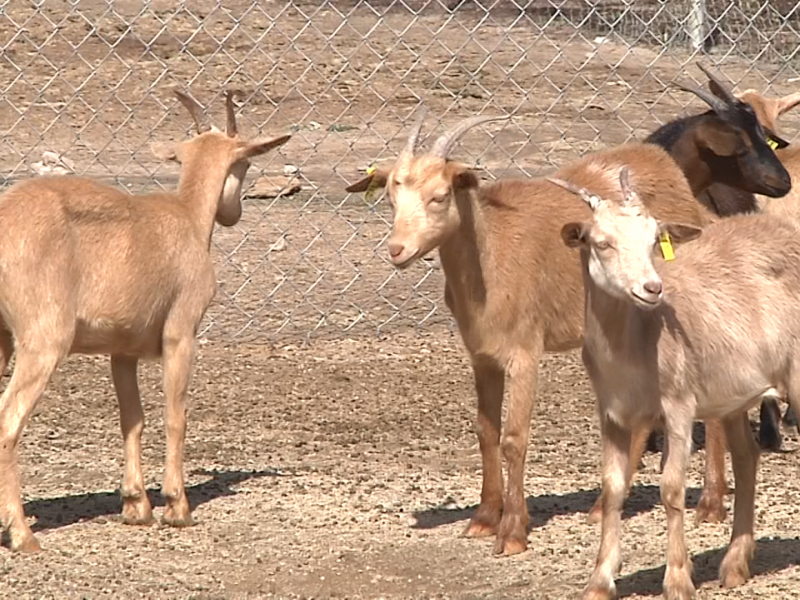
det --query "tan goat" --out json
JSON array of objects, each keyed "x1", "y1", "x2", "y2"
[
  {"x1": 0, "y1": 89, "x2": 291, "y2": 553},
  {"x1": 345, "y1": 111, "x2": 718, "y2": 556},
  {"x1": 550, "y1": 166, "x2": 800, "y2": 600}
]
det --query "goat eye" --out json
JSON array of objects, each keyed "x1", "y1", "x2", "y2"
[
  {"x1": 430, "y1": 194, "x2": 447, "y2": 204},
  {"x1": 595, "y1": 241, "x2": 611, "y2": 251}
]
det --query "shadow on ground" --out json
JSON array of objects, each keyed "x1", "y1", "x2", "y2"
[
  {"x1": 411, "y1": 483, "x2": 707, "y2": 531},
  {"x1": 616, "y1": 536, "x2": 800, "y2": 598},
  {"x1": 22, "y1": 468, "x2": 286, "y2": 533}
]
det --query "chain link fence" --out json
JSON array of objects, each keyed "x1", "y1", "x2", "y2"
[{"x1": 1, "y1": 1, "x2": 800, "y2": 343}]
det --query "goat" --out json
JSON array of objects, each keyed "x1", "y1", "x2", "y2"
[
  {"x1": 345, "y1": 110, "x2": 720, "y2": 557},
  {"x1": 592, "y1": 64, "x2": 796, "y2": 528},
  {"x1": 0, "y1": 89, "x2": 291, "y2": 553},
  {"x1": 549, "y1": 166, "x2": 800, "y2": 599}
]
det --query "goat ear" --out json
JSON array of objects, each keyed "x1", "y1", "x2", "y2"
[
  {"x1": 661, "y1": 223, "x2": 703, "y2": 244},
  {"x1": 560, "y1": 222, "x2": 588, "y2": 248},
  {"x1": 151, "y1": 142, "x2": 178, "y2": 162},
  {"x1": 695, "y1": 121, "x2": 741, "y2": 157},
  {"x1": 345, "y1": 168, "x2": 389, "y2": 193},
  {"x1": 778, "y1": 92, "x2": 800, "y2": 116},
  {"x1": 238, "y1": 134, "x2": 292, "y2": 160},
  {"x1": 446, "y1": 161, "x2": 480, "y2": 190}
]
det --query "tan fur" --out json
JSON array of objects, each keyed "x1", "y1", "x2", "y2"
[
  {"x1": 0, "y1": 89, "x2": 291, "y2": 553},
  {"x1": 567, "y1": 176, "x2": 800, "y2": 597},
  {"x1": 347, "y1": 122, "x2": 718, "y2": 556}
]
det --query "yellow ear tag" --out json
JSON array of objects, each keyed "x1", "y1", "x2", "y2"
[
  {"x1": 365, "y1": 164, "x2": 379, "y2": 202},
  {"x1": 767, "y1": 136, "x2": 779, "y2": 150},
  {"x1": 659, "y1": 231, "x2": 675, "y2": 261}
]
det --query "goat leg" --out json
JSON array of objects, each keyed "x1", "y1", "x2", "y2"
[
  {"x1": 582, "y1": 415, "x2": 631, "y2": 600},
  {"x1": 160, "y1": 331, "x2": 196, "y2": 527},
  {"x1": 719, "y1": 412, "x2": 758, "y2": 589},
  {"x1": 492, "y1": 351, "x2": 538, "y2": 556},
  {"x1": 464, "y1": 358, "x2": 504, "y2": 539},
  {"x1": 0, "y1": 345, "x2": 64, "y2": 552},
  {"x1": 758, "y1": 397, "x2": 783, "y2": 451},
  {"x1": 660, "y1": 401, "x2": 695, "y2": 600},
  {"x1": 695, "y1": 418, "x2": 728, "y2": 524},
  {"x1": 112, "y1": 355, "x2": 153, "y2": 525}
]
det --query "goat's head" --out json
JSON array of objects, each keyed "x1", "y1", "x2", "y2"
[
  {"x1": 736, "y1": 87, "x2": 800, "y2": 139},
  {"x1": 677, "y1": 63, "x2": 791, "y2": 197},
  {"x1": 550, "y1": 167, "x2": 702, "y2": 310},
  {"x1": 151, "y1": 89, "x2": 291, "y2": 227},
  {"x1": 344, "y1": 108, "x2": 508, "y2": 268}
]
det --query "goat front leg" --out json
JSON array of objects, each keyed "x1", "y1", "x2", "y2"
[
  {"x1": 588, "y1": 422, "x2": 650, "y2": 525},
  {"x1": 0, "y1": 345, "x2": 65, "y2": 552},
  {"x1": 463, "y1": 358, "x2": 504, "y2": 539},
  {"x1": 695, "y1": 418, "x2": 728, "y2": 524},
  {"x1": 660, "y1": 403, "x2": 695, "y2": 600},
  {"x1": 719, "y1": 411, "x2": 758, "y2": 588},
  {"x1": 112, "y1": 355, "x2": 152, "y2": 525},
  {"x1": 583, "y1": 415, "x2": 630, "y2": 600},
  {"x1": 493, "y1": 351, "x2": 539, "y2": 556},
  {"x1": 160, "y1": 330, "x2": 196, "y2": 527}
]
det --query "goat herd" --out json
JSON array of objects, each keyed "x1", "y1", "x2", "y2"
[{"x1": 1, "y1": 61, "x2": 800, "y2": 599}]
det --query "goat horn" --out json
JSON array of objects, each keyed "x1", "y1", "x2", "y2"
[
  {"x1": 545, "y1": 176, "x2": 604, "y2": 211},
  {"x1": 225, "y1": 89, "x2": 244, "y2": 137},
  {"x1": 697, "y1": 63, "x2": 737, "y2": 106},
  {"x1": 403, "y1": 105, "x2": 428, "y2": 156},
  {"x1": 173, "y1": 89, "x2": 212, "y2": 134},
  {"x1": 618, "y1": 166, "x2": 642, "y2": 207},
  {"x1": 673, "y1": 81, "x2": 729, "y2": 114},
  {"x1": 430, "y1": 114, "x2": 511, "y2": 159}
]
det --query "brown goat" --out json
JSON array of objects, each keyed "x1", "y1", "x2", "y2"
[
  {"x1": 551, "y1": 167, "x2": 800, "y2": 599},
  {"x1": 0, "y1": 89, "x2": 291, "y2": 553},
  {"x1": 345, "y1": 110, "x2": 717, "y2": 556}
]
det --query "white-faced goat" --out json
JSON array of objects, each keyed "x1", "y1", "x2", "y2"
[
  {"x1": 603, "y1": 64, "x2": 796, "y2": 528},
  {"x1": 346, "y1": 110, "x2": 719, "y2": 557},
  {"x1": 550, "y1": 166, "x2": 800, "y2": 600},
  {"x1": 0, "y1": 89, "x2": 291, "y2": 553}
]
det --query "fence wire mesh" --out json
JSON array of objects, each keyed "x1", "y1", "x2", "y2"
[{"x1": 1, "y1": 0, "x2": 800, "y2": 343}]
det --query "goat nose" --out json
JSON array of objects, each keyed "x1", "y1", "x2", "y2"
[
  {"x1": 644, "y1": 280, "x2": 663, "y2": 295},
  {"x1": 388, "y1": 241, "x2": 405, "y2": 258}
]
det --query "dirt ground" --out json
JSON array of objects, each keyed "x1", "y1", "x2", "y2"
[
  {"x1": 3, "y1": 2, "x2": 800, "y2": 599},
  {"x1": 2, "y1": 334, "x2": 800, "y2": 599}
]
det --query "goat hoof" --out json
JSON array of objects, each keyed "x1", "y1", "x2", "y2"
[
  {"x1": 720, "y1": 562, "x2": 750, "y2": 589},
  {"x1": 162, "y1": 501, "x2": 193, "y2": 528},
  {"x1": 492, "y1": 513, "x2": 528, "y2": 556},
  {"x1": 695, "y1": 494, "x2": 726, "y2": 524},
  {"x1": 587, "y1": 496, "x2": 603, "y2": 525},
  {"x1": 12, "y1": 535, "x2": 42, "y2": 554},
  {"x1": 122, "y1": 498, "x2": 154, "y2": 526},
  {"x1": 582, "y1": 584, "x2": 616, "y2": 600},
  {"x1": 758, "y1": 424, "x2": 782, "y2": 452},
  {"x1": 663, "y1": 566, "x2": 696, "y2": 600},
  {"x1": 463, "y1": 505, "x2": 501, "y2": 538}
]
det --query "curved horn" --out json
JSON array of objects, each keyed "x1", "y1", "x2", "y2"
[
  {"x1": 697, "y1": 63, "x2": 737, "y2": 106},
  {"x1": 545, "y1": 176, "x2": 604, "y2": 211},
  {"x1": 430, "y1": 114, "x2": 511, "y2": 159},
  {"x1": 173, "y1": 89, "x2": 212, "y2": 134},
  {"x1": 225, "y1": 89, "x2": 243, "y2": 138},
  {"x1": 403, "y1": 106, "x2": 428, "y2": 156},
  {"x1": 618, "y1": 166, "x2": 642, "y2": 207},
  {"x1": 673, "y1": 80, "x2": 729, "y2": 114}
]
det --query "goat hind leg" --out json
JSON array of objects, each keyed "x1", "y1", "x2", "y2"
[
  {"x1": 493, "y1": 350, "x2": 540, "y2": 556},
  {"x1": 719, "y1": 412, "x2": 758, "y2": 588},
  {"x1": 464, "y1": 358, "x2": 504, "y2": 539},
  {"x1": 0, "y1": 345, "x2": 65, "y2": 552},
  {"x1": 112, "y1": 355, "x2": 152, "y2": 525},
  {"x1": 695, "y1": 418, "x2": 728, "y2": 524}
]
